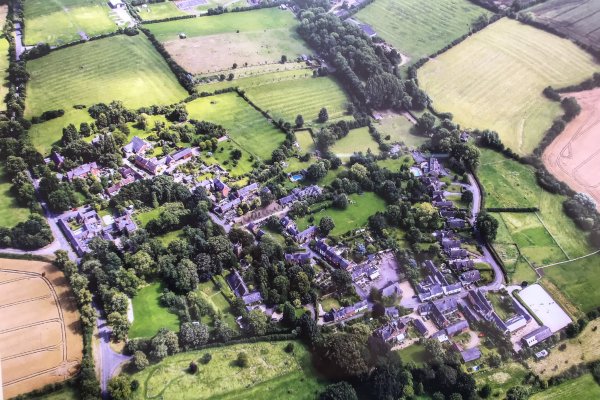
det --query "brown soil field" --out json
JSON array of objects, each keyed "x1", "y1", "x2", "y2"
[
  {"x1": 543, "y1": 88, "x2": 600, "y2": 210},
  {"x1": 0, "y1": 259, "x2": 83, "y2": 399}
]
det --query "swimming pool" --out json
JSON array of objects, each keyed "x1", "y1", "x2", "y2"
[{"x1": 290, "y1": 174, "x2": 304, "y2": 182}]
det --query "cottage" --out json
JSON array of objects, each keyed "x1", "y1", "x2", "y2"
[
  {"x1": 459, "y1": 270, "x2": 481, "y2": 285},
  {"x1": 135, "y1": 155, "x2": 165, "y2": 175},
  {"x1": 522, "y1": 326, "x2": 553, "y2": 347},
  {"x1": 227, "y1": 270, "x2": 263, "y2": 307},
  {"x1": 445, "y1": 320, "x2": 469, "y2": 337},
  {"x1": 374, "y1": 320, "x2": 407, "y2": 344},
  {"x1": 315, "y1": 240, "x2": 352, "y2": 269},
  {"x1": 236, "y1": 183, "x2": 259, "y2": 199},
  {"x1": 443, "y1": 283, "x2": 462, "y2": 296},
  {"x1": 123, "y1": 136, "x2": 152, "y2": 156},
  {"x1": 295, "y1": 225, "x2": 317, "y2": 243},
  {"x1": 66, "y1": 162, "x2": 99, "y2": 182},
  {"x1": 412, "y1": 318, "x2": 429, "y2": 336},
  {"x1": 433, "y1": 200, "x2": 454, "y2": 209},
  {"x1": 460, "y1": 347, "x2": 481, "y2": 363},
  {"x1": 285, "y1": 252, "x2": 312, "y2": 264},
  {"x1": 166, "y1": 148, "x2": 194, "y2": 164},
  {"x1": 109, "y1": 0, "x2": 125, "y2": 8},
  {"x1": 446, "y1": 218, "x2": 466, "y2": 229},
  {"x1": 51, "y1": 152, "x2": 65, "y2": 168},
  {"x1": 450, "y1": 259, "x2": 475, "y2": 271},
  {"x1": 213, "y1": 178, "x2": 230, "y2": 197}
]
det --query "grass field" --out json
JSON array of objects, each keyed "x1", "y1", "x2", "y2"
[
  {"x1": 186, "y1": 92, "x2": 284, "y2": 160},
  {"x1": 29, "y1": 386, "x2": 78, "y2": 400},
  {"x1": 149, "y1": 8, "x2": 311, "y2": 74},
  {"x1": 475, "y1": 362, "x2": 529, "y2": 399},
  {"x1": 136, "y1": 1, "x2": 187, "y2": 21},
  {"x1": 25, "y1": 34, "x2": 187, "y2": 118},
  {"x1": 23, "y1": 0, "x2": 117, "y2": 46},
  {"x1": 374, "y1": 112, "x2": 426, "y2": 148},
  {"x1": 530, "y1": 0, "x2": 600, "y2": 52},
  {"x1": 196, "y1": 279, "x2": 238, "y2": 332},
  {"x1": 129, "y1": 340, "x2": 327, "y2": 399},
  {"x1": 296, "y1": 192, "x2": 387, "y2": 236},
  {"x1": 531, "y1": 374, "x2": 600, "y2": 400},
  {"x1": 129, "y1": 283, "x2": 180, "y2": 339},
  {"x1": 196, "y1": 65, "x2": 313, "y2": 93},
  {"x1": 355, "y1": 0, "x2": 490, "y2": 63},
  {"x1": 0, "y1": 167, "x2": 32, "y2": 228},
  {"x1": 29, "y1": 109, "x2": 93, "y2": 155},
  {"x1": 244, "y1": 75, "x2": 351, "y2": 126},
  {"x1": 397, "y1": 344, "x2": 428, "y2": 365},
  {"x1": 419, "y1": 18, "x2": 599, "y2": 155},
  {"x1": 331, "y1": 127, "x2": 380, "y2": 160},
  {"x1": 295, "y1": 130, "x2": 315, "y2": 154}
]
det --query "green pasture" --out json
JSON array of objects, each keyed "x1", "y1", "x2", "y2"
[
  {"x1": 147, "y1": 8, "x2": 301, "y2": 41},
  {"x1": 419, "y1": 18, "x2": 599, "y2": 155},
  {"x1": 475, "y1": 362, "x2": 529, "y2": 399},
  {"x1": 295, "y1": 130, "x2": 315, "y2": 154},
  {"x1": 377, "y1": 155, "x2": 414, "y2": 172},
  {"x1": 24, "y1": 0, "x2": 117, "y2": 46},
  {"x1": 195, "y1": 0, "x2": 247, "y2": 13},
  {"x1": 331, "y1": 127, "x2": 379, "y2": 160},
  {"x1": 129, "y1": 340, "x2": 327, "y2": 400},
  {"x1": 375, "y1": 113, "x2": 426, "y2": 148},
  {"x1": 355, "y1": 0, "x2": 490, "y2": 63},
  {"x1": 296, "y1": 192, "x2": 386, "y2": 236},
  {"x1": 29, "y1": 109, "x2": 93, "y2": 155},
  {"x1": 197, "y1": 66, "x2": 313, "y2": 93},
  {"x1": 186, "y1": 92, "x2": 284, "y2": 160},
  {"x1": 136, "y1": 1, "x2": 187, "y2": 21},
  {"x1": 129, "y1": 283, "x2": 180, "y2": 339},
  {"x1": 0, "y1": 167, "x2": 32, "y2": 228},
  {"x1": 530, "y1": 373, "x2": 600, "y2": 400},
  {"x1": 244, "y1": 76, "x2": 351, "y2": 126},
  {"x1": 25, "y1": 34, "x2": 187, "y2": 118}
]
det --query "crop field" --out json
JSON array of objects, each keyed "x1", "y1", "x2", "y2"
[
  {"x1": 0, "y1": 167, "x2": 31, "y2": 228},
  {"x1": 355, "y1": 0, "x2": 490, "y2": 63},
  {"x1": 331, "y1": 127, "x2": 380, "y2": 160},
  {"x1": 25, "y1": 34, "x2": 187, "y2": 118},
  {"x1": 543, "y1": 88, "x2": 600, "y2": 210},
  {"x1": 244, "y1": 76, "x2": 350, "y2": 126},
  {"x1": 296, "y1": 192, "x2": 387, "y2": 236},
  {"x1": 374, "y1": 111, "x2": 426, "y2": 148},
  {"x1": 530, "y1": 0, "x2": 600, "y2": 52},
  {"x1": 419, "y1": 18, "x2": 599, "y2": 155},
  {"x1": 531, "y1": 374, "x2": 600, "y2": 400},
  {"x1": 23, "y1": 0, "x2": 118, "y2": 46},
  {"x1": 136, "y1": 1, "x2": 187, "y2": 21},
  {"x1": 186, "y1": 92, "x2": 284, "y2": 160},
  {"x1": 149, "y1": 8, "x2": 311, "y2": 74},
  {"x1": 129, "y1": 283, "x2": 180, "y2": 339},
  {"x1": 129, "y1": 340, "x2": 327, "y2": 399},
  {"x1": 29, "y1": 109, "x2": 93, "y2": 155},
  {"x1": 0, "y1": 259, "x2": 83, "y2": 399}
]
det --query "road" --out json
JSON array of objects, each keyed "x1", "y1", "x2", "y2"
[{"x1": 95, "y1": 305, "x2": 131, "y2": 398}]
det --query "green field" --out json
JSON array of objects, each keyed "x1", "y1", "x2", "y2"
[
  {"x1": 0, "y1": 36, "x2": 9, "y2": 112},
  {"x1": 129, "y1": 283, "x2": 180, "y2": 339},
  {"x1": 186, "y1": 92, "x2": 284, "y2": 160},
  {"x1": 244, "y1": 76, "x2": 351, "y2": 126},
  {"x1": 374, "y1": 113, "x2": 426, "y2": 148},
  {"x1": 419, "y1": 18, "x2": 599, "y2": 155},
  {"x1": 531, "y1": 374, "x2": 600, "y2": 400},
  {"x1": 23, "y1": 0, "x2": 118, "y2": 46},
  {"x1": 196, "y1": 279, "x2": 238, "y2": 332},
  {"x1": 397, "y1": 344, "x2": 428, "y2": 365},
  {"x1": 129, "y1": 341, "x2": 327, "y2": 399},
  {"x1": 543, "y1": 253, "x2": 600, "y2": 313},
  {"x1": 0, "y1": 167, "x2": 32, "y2": 228},
  {"x1": 295, "y1": 130, "x2": 315, "y2": 154},
  {"x1": 197, "y1": 65, "x2": 314, "y2": 93},
  {"x1": 29, "y1": 109, "x2": 93, "y2": 155},
  {"x1": 29, "y1": 386, "x2": 78, "y2": 400},
  {"x1": 136, "y1": 1, "x2": 187, "y2": 21},
  {"x1": 25, "y1": 34, "x2": 187, "y2": 118},
  {"x1": 475, "y1": 362, "x2": 529, "y2": 399},
  {"x1": 331, "y1": 127, "x2": 380, "y2": 160},
  {"x1": 296, "y1": 192, "x2": 387, "y2": 236},
  {"x1": 355, "y1": 0, "x2": 490, "y2": 63}
]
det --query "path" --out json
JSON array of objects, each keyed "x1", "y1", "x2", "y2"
[{"x1": 535, "y1": 249, "x2": 600, "y2": 270}]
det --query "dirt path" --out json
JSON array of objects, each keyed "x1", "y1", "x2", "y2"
[{"x1": 542, "y1": 88, "x2": 600, "y2": 211}]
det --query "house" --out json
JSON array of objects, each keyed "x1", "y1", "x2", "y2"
[
  {"x1": 280, "y1": 216, "x2": 292, "y2": 227},
  {"x1": 420, "y1": 298, "x2": 459, "y2": 329},
  {"x1": 445, "y1": 320, "x2": 469, "y2": 337},
  {"x1": 315, "y1": 240, "x2": 352, "y2": 269},
  {"x1": 123, "y1": 136, "x2": 152, "y2": 156},
  {"x1": 441, "y1": 237, "x2": 462, "y2": 252},
  {"x1": 459, "y1": 270, "x2": 481, "y2": 285},
  {"x1": 522, "y1": 325, "x2": 553, "y2": 347},
  {"x1": 461, "y1": 347, "x2": 482, "y2": 363},
  {"x1": 135, "y1": 155, "x2": 164, "y2": 175},
  {"x1": 236, "y1": 183, "x2": 259, "y2": 199},
  {"x1": 446, "y1": 218, "x2": 466, "y2": 229},
  {"x1": 433, "y1": 200, "x2": 454, "y2": 209},
  {"x1": 466, "y1": 289, "x2": 493, "y2": 319},
  {"x1": 449, "y1": 248, "x2": 469, "y2": 259},
  {"x1": 109, "y1": 0, "x2": 125, "y2": 9},
  {"x1": 443, "y1": 283, "x2": 462, "y2": 296},
  {"x1": 51, "y1": 152, "x2": 65, "y2": 168},
  {"x1": 295, "y1": 225, "x2": 317, "y2": 243},
  {"x1": 278, "y1": 185, "x2": 322, "y2": 206},
  {"x1": 412, "y1": 318, "x2": 429, "y2": 336},
  {"x1": 213, "y1": 178, "x2": 230, "y2": 197},
  {"x1": 505, "y1": 315, "x2": 527, "y2": 332},
  {"x1": 66, "y1": 162, "x2": 99, "y2": 181},
  {"x1": 285, "y1": 252, "x2": 312, "y2": 264},
  {"x1": 374, "y1": 320, "x2": 408, "y2": 344},
  {"x1": 227, "y1": 270, "x2": 263, "y2": 307},
  {"x1": 214, "y1": 197, "x2": 241, "y2": 215},
  {"x1": 381, "y1": 283, "x2": 403, "y2": 298},
  {"x1": 106, "y1": 167, "x2": 140, "y2": 196},
  {"x1": 325, "y1": 300, "x2": 368, "y2": 323},
  {"x1": 359, "y1": 23, "x2": 377, "y2": 37},
  {"x1": 450, "y1": 259, "x2": 475, "y2": 271},
  {"x1": 166, "y1": 148, "x2": 194, "y2": 164}
]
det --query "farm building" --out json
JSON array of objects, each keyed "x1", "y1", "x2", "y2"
[
  {"x1": 109, "y1": 0, "x2": 125, "y2": 8},
  {"x1": 522, "y1": 325, "x2": 553, "y2": 347}
]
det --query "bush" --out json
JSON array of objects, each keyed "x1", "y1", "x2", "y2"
[
  {"x1": 200, "y1": 353, "x2": 212, "y2": 364},
  {"x1": 284, "y1": 342, "x2": 295, "y2": 353},
  {"x1": 236, "y1": 351, "x2": 249, "y2": 368}
]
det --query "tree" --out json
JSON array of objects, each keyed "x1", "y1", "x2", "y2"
[
  {"x1": 479, "y1": 383, "x2": 492, "y2": 398},
  {"x1": 236, "y1": 351, "x2": 250, "y2": 367},
  {"x1": 179, "y1": 322, "x2": 209, "y2": 350},
  {"x1": 319, "y1": 216, "x2": 335, "y2": 236},
  {"x1": 476, "y1": 212, "x2": 499, "y2": 242},
  {"x1": 107, "y1": 312, "x2": 130, "y2": 342},
  {"x1": 306, "y1": 161, "x2": 328, "y2": 181},
  {"x1": 317, "y1": 332, "x2": 369, "y2": 379},
  {"x1": 295, "y1": 114, "x2": 304, "y2": 128},
  {"x1": 319, "y1": 382, "x2": 358, "y2": 400},
  {"x1": 562, "y1": 97, "x2": 581, "y2": 122},
  {"x1": 132, "y1": 351, "x2": 149, "y2": 371},
  {"x1": 245, "y1": 309, "x2": 267, "y2": 336},
  {"x1": 282, "y1": 302, "x2": 297, "y2": 327},
  {"x1": 281, "y1": 55, "x2": 287, "y2": 63},
  {"x1": 108, "y1": 375, "x2": 132, "y2": 400},
  {"x1": 416, "y1": 112, "x2": 435, "y2": 134},
  {"x1": 461, "y1": 190, "x2": 473, "y2": 205},
  {"x1": 318, "y1": 107, "x2": 329, "y2": 123},
  {"x1": 331, "y1": 269, "x2": 352, "y2": 294},
  {"x1": 506, "y1": 386, "x2": 528, "y2": 400},
  {"x1": 332, "y1": 193, "x2": 348, "y2": 209},
  {"x1": 163, "y1": 259, "x2": 199, "y2": 293}
]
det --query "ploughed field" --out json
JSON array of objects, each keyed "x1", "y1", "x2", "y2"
[{"x1": 418, "y1": 18, "x2": 599, "y2": 155}]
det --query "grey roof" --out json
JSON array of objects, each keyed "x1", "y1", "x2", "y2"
[
  {"x1": 227, "y1": 270, "x2": 249, "y2": 298},
  {"x1": 460, "y1": 270, "x2": 481, "y2": 284},
  {"x1": 242, "y1": 291, "x2": 263, "y2": 305},
  {"x1": 413, "y1": 319, "x2": 428, "y2": 335},
  {"x1": 123, "y1": 136, "x2": 150, "y2": 154},
  {"x1": 523, "y1": 325, "x2": 553, "y2": 345},
  {"x1": 461, "y1": 347, "x2": 481, "y2": 362},
  {"x1": 446, "y1": 320, "x2": 469, "y2": 337},
  {"x1": 66, "y1": 162, "x2": 98, "y2": 181},
  {"x1": 237, "y1": 183, "x2": 259, "y2": 198}
]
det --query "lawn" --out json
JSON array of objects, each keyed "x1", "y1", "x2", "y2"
[
  {"x1": 296, "y1": 192, "x2": 387, "y2": 236},
  {"x1": 397, "y1": 344, "x2": 428, "y2": 365},
  {"x1": 331, "y1": 127, "x2": 380, "y2": 160},
  {"x1": 25, "y1": 34, "x2": 187, "y2": 118},
  {"x1": 129, "y1": 340, "x2": 327, "y2": 400},
  {"x1": 418, "y1": 18, "x2": 599, "y2": 155},
  {"x1": 355, "y1": 0, "x2": 490, "y2": 63},
  {"x1": 244, "y1": 75, "x2": 351, "y2": 126},
  {"x1": 0, "y1": 167, "x2": 32, "y2": 228},
  {"x1": 531, "y1": 374, "x2": 600, "y2": 400},
  {"x1": 29, "y1": 108, "x2": 93, "y2": 155},
  {"x1": 196, "y1": 279, "x2": 239, "y2": 332},
  {"x1": 377, "y1": 154, "x2": 414, "y2": 172},
  {"x1": 202, "y1": 140, "x2": 255, "y2": 177},
  {"x1": 23, "y1": 0, "x2": 118, "y2": 46},
  {"x1": 374, "y1": 112, "x2": 426, "y2": 148},
  {"x1": 295, "y1": 129, "x2": 315, "y2": 154},
  {"x1": 129, "y1": 283, "x2": 180, "y2": 339},
  {"x1": 136, "y1": 1, "x2": 187, "y2": 21},
  {"x1": 475, "y1": 362, "x2": 529, "y2": 399},
  {"x1": 320, "y1": 297, "x2": 340, "y2": 312},
  {"x1": 148, "y1": 8, "x2": 311, "y2": 74},
  {"x1": 186, "y1": 92, "x2": 284, "y2": 160}
]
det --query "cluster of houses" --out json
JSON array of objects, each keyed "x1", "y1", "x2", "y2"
[
  {"x1": 279, "y1": 216, "x2": 318, "y2": 243},
  {"x1": 278, "y1": 185, "x2": 323, "y2": 206},
  {"x1": 226, "y1": 269, "x2": 263, "y2": 311},
  {"x1": 212, "y1": 181, "x2": 261, "y2": 220},
  {"x1": 57, "y1": 205, "x2": 137, "y2": 257}
]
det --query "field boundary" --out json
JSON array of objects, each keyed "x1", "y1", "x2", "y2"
[
  {"x1": 534, "y1": 211, "x2": 570, "y2": 259},
  {"x1": 535, "y1": 249, "x2": 600, "y2": 270}
]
